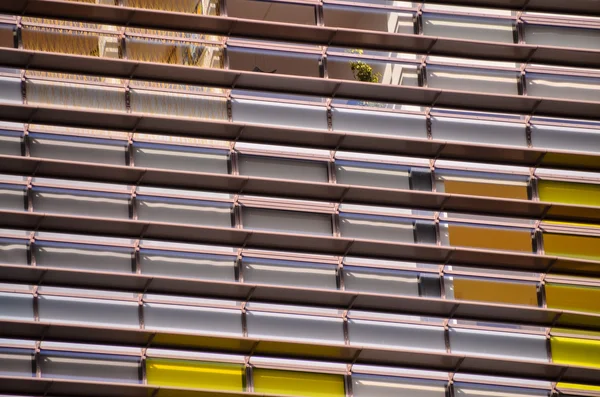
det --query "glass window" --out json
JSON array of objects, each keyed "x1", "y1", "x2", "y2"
[
  {"x1": 454, "y1": 383, "x2": 549, "y2": 397},
  {"x1": 526, "y1": 73, "x2": 600, "y2": 102},
  {"x1": 228, "y1": 46, "x2": 320, "y2": 78},
  {"x1": 0, "y1": 292, "x2": 33, "y2": 321},
  {"x1": 136, "y1": 196, "x2": 233, "y2": 227},
  {"x1": 449, "y1": 328, "x2": 548, "y2": 361},
  {"x1": 0, "y1": 349, "x2": 34, "y2": 377},
  {"x1": 334, "y1": 160, "x2": 410, "y2": 190},
  {"x1": 122, "y1": 0, "x2": 209, "y2": 14},
  {"x1": 349, "y1": 319, "x2": 446, "y2": 351},
  {"x1": 323, "y1": 4, "x2": 415, "y2": 34},
  {"x1": 340, "y1": 213, "x2": 436, "y2": 244},
  {"x1": 331, "y1": 107, "x2": 427, "y2": 139},
  {"x1": 545, "y1": 283, "x2": 600, "y2": 314},
  {"x1": 352, "y1": 374, "x2": 446, "y2": 397},
  {"x1": 0, "y1": 129, "x2": 22, "y2": 156},
  {"x1": 440, "y1": 223, "x2": 533, "y2": 252},
  {"x1": 327, "y1": 55, "x2": 419, "y2": 86},
  {"x1": 431, "y1": 116, "x2": 526, "y2": 147},
  {"x1": 0, "y1": 76, "x2": 21, "y2": 104},
  {"x1": 26, "y1": 79, "x2": 125, "y2": 112},
  {"x1": 445, "y1": 276, "x2": 539, "y2": 306},
  {"x1": 523, "y1": 24, "x2": 600, "y2": 51},
  {"x1": 34, "y1": 241, "x2": 133, "y2": 273},
  {"x1": 226, "y1": 0, "x2": 317, "y2": 25},
  {"x1": 422, "y1": 14, "x2": 516, "y2": 43},
  {"x1": 242, "y1": 208, "x2": 332, "y2": 236},
  {"x1": 32, "y1": 187, "x2": 130, "y2": 219},
  {"x1": 126, "y1": 36, "x2": 223, "y2": 68},
  {"x1": 427, "y1": 66, "x2": 519, "y2": 95},
  {"x1": 140, "y1": 249, "x2": 236, "y2": 281},
  {"x1": 40, "y1": 351, "x2": 141, "y2": 383},
  {"x1": 238, "y1": 154, "x2": 328, "y2": 182},
  {"x1": 29, "y1": 133, "x2": 127, "y2": 165},
  {"x1": 21, "y1": 26, "x2": 121, "y2": 58},
  {"x1": 146, "y1": 358, "x2": 245, "y2": 391},
  {"x1": 130, "y1": 89, "x2": 228, "y2": 120},
  {"x1": 253, "y1": 368, "x2": 345, "y2": 397},
  {"x1": 0, "y1": 23, "x2": 14, "y2": 49},
  {"x1": 0, "y1": 238, "x2": 28, "y2": 266},
  {"x1": 133, "y1": 142, "x2": 229, "y2": 173},
  {"x1": 0, "y1": 185, "x2": 26, "y2": 212},
  {"x1": 232, "y1": 98, "x2": 328, "y2": 130},
  {"x1": 242, "y1": 257, "x2": 337, "y2": 290},
  {"x1": 531, "y1": 123, "x2": 600, "y2": 155}
]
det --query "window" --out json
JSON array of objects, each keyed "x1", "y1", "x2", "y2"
[
  {"x1": 0, "y1": 238, "x2": 28, "y2": 266},
  {"x1": 126, "y1": 36, "x2": 223, "y2": 68},
  {"x1": 530, "y1": 123, "x2": 600, "y2": 154},
  {"x1": 440, "y1": 223, "x2": 533, "y2": 252},
  {"x1": 140, "y1": 249, "x2": 236, "y2": 281},
  {"x1": 343, "y1": 266, "x2": 441, "y2": 297},
  {"x1": 0, "y1": 184, "x2": 26, "y2": 212},
  {"x1": 253, "y1": 368, "x2": 345, "y2": 397},
  {"x1": 445, "y1": 276, "x2": 539, "y2": 306},
  {"x1": 133, "y1": 142, "x2": 230, "y2": 174},
  {"x1": 232, "y1": 98, "x2": 328, "y2": 130},
  {"x1": 226, "y1": 0, "x2": 317, "y2": 25},
  {"x1": 435, "y1": 170, "x2": 529, "y2": 200},
  {"x1": 349, "y1": 318, "x2": 446, "y2": 351},
  {"x1": 238, "y1": 154, "x2": 328, "y2": 182},
  {"x1": 526, "y1": 73, "x2": 600, "y2": 102},
  {"x1": 242, "y1": 208, "x2": 333, "y2": 236},
  {"x1": 146, "y1": 358, "x2": 245, "y2": 391},
  {"x1": 228, "y1": 46, "x2": 321, "y2": 78},
  {"x1": 427, "y1": 66, "x2": 519, "y2": 95},
  {"x1": 352, "y1": 374, "x2": 446, "y2": 397},
  {"x1": 0, "y1": 348, "x2": 34, "y2": 377},
  {"x1": 431, "y1": 115, "x2": 527, "y2": 147},
  {"x1": 21, "y1": 25, "x2": 120, "y2": 58},
  {"x1": 538, "y1": 180, "x2": 600, "y2": 207},
  {"x1": 327, "y1": 55, "x2": 419, "y2": 86},
  {"x1": 0, "y1": 129, "x2": 22, "y2": 156},
  {"x1": 29, "y1": 132, "x2": 128, "y2": 165},
  {"x1": 422, "y1": 13, "x2": 516, "y2": 43},
  {"x1": 454, "y1": 383, "x2": 549, "y2": 397},
  {"x1": 331, "y1": 107, "x2": 427, "y2": 139},
  {"x1": 551, "y1": 335, "x2": 600, "y2": 369},
  {"x1": 122, "y1": 0, "x2": 209, "y2": 14},
  {"x1": 339, "y1": 213, "x2": 436, "y2": 244},
  {"x1": 0, "y1": 292, "x2": 34, "y2": 321},
  {"x1": 130, "y1": 89, "x2": 228, "y2": 119},
  {"x1": 0, "y1": 76, "x2": 21, "y2": 104},
  {"x1": 26, "y1": 79, "x2": 126, "y2": 112},
  {"x1": 523, "y1": 24, "x2": 600, "y2": 51},
  {"x1": 323, "y1": 4, "x2": 415, "y2": 34},
  {"x1": 135, "y1": 196, "x2": 233, "y2": 227},
  {"x1": 242, "y1": 257, "x2": 337, "y2": 290},
  {"x1": 34, "y1": 241, "x2": 134, "y2": 273},
  {"x1": 32, "y1": 186, "x2": 130, "y2": 219},
  {"x1": 543, "y1": 232, "x2": 600, "y2": 262}
]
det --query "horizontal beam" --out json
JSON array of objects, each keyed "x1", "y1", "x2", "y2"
[
  {"x1": 0, "y1": 210, "x2": 598, "y2": 277},
  {"x1": 4, "y1": 1, "x2": 600, "y2": 68},
  {"x1": 0, "y1": 320, "x2": 599, "y2": 385},
  {"x1": 3, "y1": 155, "x2": 600, "y2": 225},
  {"x1": 2, "y1": 263, "x2": 600, "y2": 332}
]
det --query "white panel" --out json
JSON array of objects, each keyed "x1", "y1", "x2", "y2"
[
  {"x1": 136, "y1": 199, "x2": 232, "y2": 227},
  {"x1": 531, "y1": 124, "x2": 600, "y2": 153},
  {"x1": 38, "y1": 296, "x2": 140, "y2": 328},
  {"x1": 332, "y1": 108, "x2": 427, "y2": 139},
  {"x1": 524, "y1": 24, "x2": 600, "y2": 50},
  {"x1": 0, "y1": 76, "x2": 22, "y2": 104},
  {"x1": 40, "y1": 355, "x2": 140, "y2": 383},
  {"x1": 349, "y1": 319, "x2": 446, "y2": 351},
  {"x1": 0, "y1": 240, "x2": 28, "y2": 265},
  {"x1": 34, "y1": 244, "x2": 133, "y2": 273},
  {"x1": 33, "y1": 191, "x2": 130, "y2": 219},
  {"x1": 0, "y1": 352, "x2": 33, "y2": 377},
  {"x1": 527, "y1": 74, "x2": 600, "y2": 102},
  {"x1": 144, "y1": 303, "x2": 242, "y2": 335},
  {"x1": 423, "y1": 15, "x2": 515, "y2": 43},
  {"x1": 238, "y1": 155, "x2": 328, "y2": 182},
  {"x1": 30, "y1": 138, "x2": 126, "y2": 166},
  {"x1": 243, "y1": 208, "x2": 332, "y2": 236},
  {"x1": 0, "y1": 188, "x2": 25, "y2": 211},
  {"x1": 0, "y1": 293, "x2": 33, "y2": 320},
  {"x1": 232, "y1": 98, "x2": 327, "y2": 130},
  {"x1": 247, "y1": 311, "x2": 345, "y2": 343},
  {"x1": 335, "y1": 163, "x2": 410, "y2": 189},
  {"x1": 243, "y1": 259, "x2": 337, "y2": 289},
  {"x1": 432, "y1": 117, "x2": 527, "y2": 147},
  {"x1": 339, "y1": 216, "x2": 415, "y2": 242},
  {"x1": 140, "y1": 251, "x2": 236, "y2": 281},
  {"x1": 427, "y1": 67, "x2": 519, "y2": 95},
  {"x1": 133, "y1": 147, "x2": 229, "y2": 173},
  {"x1": 455, "y1": 384, "x2": 549, "y2": 397},
  {"x1": 0, "y1": 134, "x2": 22, "y2": 156},
  {"x1": 353, "y1": 374, "x2": 447, "y2": 397},
  {"x1": 449, "y1": 328, "x2": 548, "y2": 361},
  {"x1": 343, "y1": 267, "x2": 419, "y2": 295}
]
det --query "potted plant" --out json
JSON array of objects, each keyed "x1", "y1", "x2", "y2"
[{"x1": 349, "y1": 49, "x2": 381, "y2": 83}]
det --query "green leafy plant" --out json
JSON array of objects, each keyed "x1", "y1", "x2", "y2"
[{"x1": 349, "y1": 49, "x2": 381, "y2": 83}]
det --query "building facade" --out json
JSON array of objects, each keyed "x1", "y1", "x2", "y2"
[{"x1": 1, "y1": 0, "x2": 600, "y2": 396}]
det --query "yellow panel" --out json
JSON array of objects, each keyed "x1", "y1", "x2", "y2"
[
  {"x1": 253, "y1": 368, "x2": 345, "y2": 397},
  {"x1": 551, "y1": 336, "x2": 600, "y2": 369},
  {"x1": 448, "y1": 225, "x2": 532, "y2": 252},
  {"x1": 543, "y1": 233, "x2": 600, "y2": 261},
  {"x1": 538, "y1": 180, "x2": 600, "y2": 207},
  {"x1": 453, "y1": 278, "x2": 538, "y2": 306},
  {"x1": 546, "y1": 283, "x2": 600, "y2": 314},
  {"x1": 558, "y1": 383, "x2": 600, "y2": 392},
  {"x1": 146, "y1": 358, "x2": 245, "y2": 391},
  {"x1": 444, "y1": 180, "x2": 528, "y2": 200}
]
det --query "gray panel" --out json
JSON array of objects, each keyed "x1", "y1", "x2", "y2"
[
  {"x1": 232, "y1": 98, "x2": 327, "y2": 130},
  {"x1": 524, "y1": 24, "x2": 600, "y2": 51},
  {"x1": 0, "y1": 293, "x2": 34, "y2": 320},
  {"x1": 343, "y1": 267, "x2": 420, "y2": 296},
  {"x1": 33, "y1": 192, "x2": 130, "y2": 219},
  {"x1": 30, "y1": 138, "x2": 127, "y2": 166},
  {"x1": 323, "y1": 5, "x2": 415, "y2": 34},
  {"x1": 531, "y1": 124, "x2": 600, "y2": 153},
  {"x1": 34, "y1": 245, "x2": 133, "y2": 273},
  {"x1": 0, "y1": 352, "x2": 34, "y2": 377},
  {"x1": 454, "y1": 384, "x2": 549, "y2": 397},
  {"x1": 349, "y1": 319, "x2": 446, "y2": 351},
  {"x1": 0, "y1": 76, "x2": 22, "y2": 104},
  {"x1": 243, "y1": 208, "x2": 332, "y2": 236},
  {"x1": 527, "y1": 74, "x2": 600, "y2": 102},
  {"x1": 422, "y1": 15, "x2": 515, "y2": 43},
  {"x1": 247, "y1": 311, "x2": 345, "y2": 343},
  {"x1": 239, "y1": 155, "x2": 328, "y2": 182},
  {"x1": 415, "y1": 221, "x2": 437, "y2": 245},
  {"x1": 136, "y1": 199, "x2": 233, "y2": 227},
  {"x1": 0, "y1": 134, "x2": 21, "y2": 156},
  {"x1": 432, "y1": 117, "x2": 527, "y2": 147},
  {"x1": 410, "y1": 169, "x2": 433, "y2": 192},
  {"x1": 427, "y1": 67, "x2": 519, "y2": 95},
  {"x1": 339, "y1": 217, "x2": 415, "y2": 243},
  {"x1": 140, "y1": 252, "x2": 236, "y2": 281},
  {"x1": 332, "y1": 108, "x2": 427, "y2": 139},
  {"x1": 335, "y1": 164, "x2": 410, "y2": 190},
  {"x1": 420, "y1": 274, "x2": 442, "y2": 298},
  {"x1": 0, "y1": 240, "x2": 28, "y2": 265},
  {"x1": 40, "y1": 355, "x2": 140, "y2": 383},
  {"x1": 353, "y1": 374, "x2": 447, "y2": 397},
  {"x1": 449, "y1": 328, "x2": 548, "y2": 362},
  {"x1": 143, "y1": 303, "x2": 242, "y2": 335},
  {"x1": 134, "y1": 147, "x2": 229, "y2": 174},
  {"x1": 242, "y1": 260, "x2": 337, "y2": 290},
  {"x1": 0, "y1": 189, "x2": 26, "y2": 211},
  {"x1": 38, "y1": 295, "x2": 140, "y2": 328}
]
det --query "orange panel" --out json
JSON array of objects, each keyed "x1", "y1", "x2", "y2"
[
  {"x1": 453, "y1": 278, "x2": 538, "y2": 306},
  {"x1": 448, "y1": 224, "x2": 533, "y2": 252},
  {"x1": 444, "y1": 180, "x2": 528, "y2": 200}
]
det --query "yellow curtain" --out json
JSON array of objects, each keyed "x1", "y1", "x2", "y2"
[
  {"x1": 447, "y1": 224, "x2": 533, "y2": 252},
  {"x1": 551, "y1": 336, "x2": 600, "y2": 368},
  {"x1": 443, "y1": 179, "x2": 528, "y2": 200},
  {"x1": 22, "y1": 28, "x2": 100, "y2": 56},
  {"x1": 27, "y1": 80, "x2": 125, "y2": 111},
  {"x1": 124, "y1": 0, "x2": 202, "y2": 13},
  {"x1": 253, "y1": 368, "x2": 345, "y2": 397},
  {"x1": 130, "y1": 89, "x2": 227, "y2": 119},
  {"x1": 543, "y1": 233, "x2": 600, "y2": 262},
  {"x1": 146, "y1": 358, "x2": 245, "y2": 391},
  {"x1": 546, "y1": 283, "x2": 600, "y2": 314},
  {"x1": 538, "y1": 180, "x2": 600, "y2": 207},
  {"x1": 452, "y1": 278, "x2": 538, "y2": 306}
]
